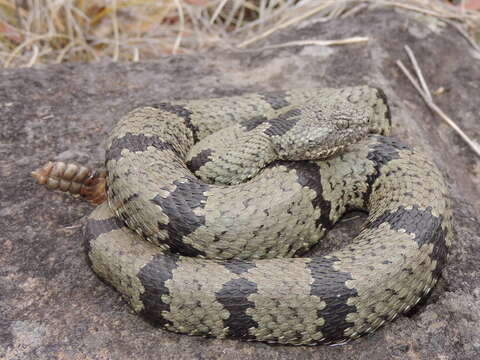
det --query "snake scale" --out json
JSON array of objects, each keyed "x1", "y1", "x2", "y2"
[{"x1": 34, "y1": 86, "x2": 453, "y2": 345}]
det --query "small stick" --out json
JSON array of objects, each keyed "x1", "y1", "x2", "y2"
[
  {"x1": 234, "y1": 36, "x2": 369, "y2": 53},
  {"x1": 210, "y1": 0, "x2": 229, "y2": 24},
  {"x1": 172, "y1": 0, "x2": 185, "y2": 54},
  {"x1": 404, "y1": 45, "x2": 432, "y2": 102},
  {"x1": 396, "y1": 49, "x2": 480, "y2": 157},
  {"x1": 111, "y1": 0, "x2": 120, "y2": 61},
  {"x1": 25, "y1": 44, "x2": 39, "y2": 67},
  {"x1": 236, "y1": 1, "x2": 335, "y2": 48}
]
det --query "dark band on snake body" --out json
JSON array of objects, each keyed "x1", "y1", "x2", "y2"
[
  {"x1": 240, "y1": 115, "x2": 269, "y2": 131},
  {"x1": 185, "y1": 149, "x2": 213, "y2": 173},
  {"x1": 263, "y1": 108, "x2": 303, "y2": 137},
  {"x1": 362, "y1": 136, "x2": 409, "y2": 206},
  {"x1": 215, "y1": 278, "x2": 259, "y2": 340},
  {"x1": 222, "y1": 260, "x2": 257, "y2": 275},
  {"x1": 260, "y1": 91, "x2": 291, "y2": 110},
  {"x1": 365, "y1": 205, "x2": 449, "y2": 271},
  {"x1": 373, "y1": 87, "x2": 392, "y2": 127},
  {"x1": 85, "y1": 216, "x2": 125, "y2": 238},
  {"x1": 277, "y1": 160, "x2": 334, "y2": 230},
  {"x1": 138, "y1": 253, "x2": 179, "y2": 328},
  {"x1": 365, "y1": 205, "x2": 440, "y2": 244},
  {"x1": 308, "y1": 256, "x2": 358, "y2": 343},
  {"x1": 83, "y1": 215, "x2": 124, "y2": 268},
  {"x1": 107, "y1": 133, "x2": 175, "y2": 161},
  {"x1": 152, "y1": 178, "x2": 209, "y2": 257},
  {"x1": 152, "y1": 102, "x2": 199, "y2": 142}
]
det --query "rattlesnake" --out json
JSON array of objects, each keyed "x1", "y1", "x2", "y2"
[{"x1": 33, "y1": 86, "x2": 452, "y2": 345}]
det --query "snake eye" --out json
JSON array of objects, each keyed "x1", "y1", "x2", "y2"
[{"x1": 336, "y1": 118, "x2": 350, "y2": 130}]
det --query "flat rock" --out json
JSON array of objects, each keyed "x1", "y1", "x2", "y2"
[{"x1": 1, "y1": 8, "x2": 479, "y2": 360}]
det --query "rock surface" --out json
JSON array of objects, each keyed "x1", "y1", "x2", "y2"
[{"x1": 1, "y1": 8, "x2": 479, "y2": 360}]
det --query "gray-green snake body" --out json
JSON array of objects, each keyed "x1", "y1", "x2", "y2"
[{"x1": 49, "y1": 86, "x2": 453, "y2": 345}]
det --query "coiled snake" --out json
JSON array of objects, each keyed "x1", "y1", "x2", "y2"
[{"x1": 33, "y1": 86, "x2": 452, "y2": 345}]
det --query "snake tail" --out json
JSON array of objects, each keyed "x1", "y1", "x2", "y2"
[{"x1": 32, "y1": 161, "x2": 107, "y2": 205}]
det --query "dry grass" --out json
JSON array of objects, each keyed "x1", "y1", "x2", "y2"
[
  {"x1": 397, "y1": 45, "x2": 480, "y2": 157},
  {"x1": 0, "y1": 0, "x2": 479, "y2": 67}
]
